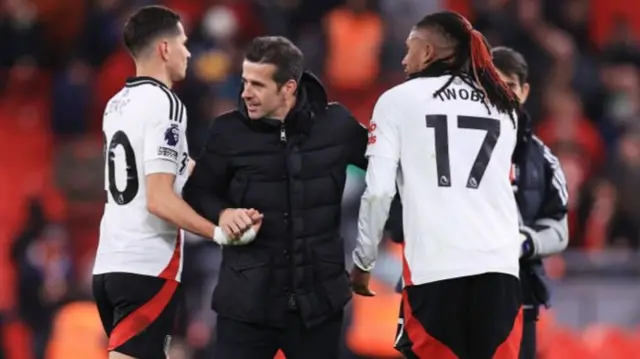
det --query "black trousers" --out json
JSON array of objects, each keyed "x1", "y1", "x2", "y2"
[
  {"x1": 519, "y1": 319, "x2": 536, "y2": 359},
  {"x1": 213, "y1": 311, "x2": 344, "y2": 359}
]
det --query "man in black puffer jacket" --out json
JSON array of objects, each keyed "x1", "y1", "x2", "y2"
[
  {"x1": 390, "y1": 47, "x2": 569, "y2": 359},
  {"x1": 182, "y1": 36, "x2": 368, "y2": 359}
]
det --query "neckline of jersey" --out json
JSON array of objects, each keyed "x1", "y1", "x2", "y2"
[{"x1": 125, "y1": 76, "x2": 169, "y2": 89}]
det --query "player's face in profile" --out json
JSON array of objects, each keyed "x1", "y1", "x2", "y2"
[
  {"x1": 165, "y1": 22, "x2": 191, "y2": 82},
  {"x1": 496, "y1": 69, "x2": 530, "y2": 104},
  {"x1": 241, "y1": 60, "x2": 292, "y2": 119},
  {"x1": 402, "y1": 33, "x2": 430, "y2": 75}
]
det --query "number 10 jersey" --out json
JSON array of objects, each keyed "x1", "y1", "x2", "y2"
[{"x1": 93, "y1": 77, "x2": 189, "y2": 281}]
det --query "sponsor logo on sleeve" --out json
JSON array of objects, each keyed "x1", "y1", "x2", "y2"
[
  {"x1": 367, "y1": 122, "x2": 377, "y2": 145},
  {"x1": 158, "y1": 146, "x2": 178, "y2": 159}
]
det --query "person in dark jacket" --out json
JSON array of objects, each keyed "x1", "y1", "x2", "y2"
[
  {"x1": 390, "y1": 46, "x2": 569, "y2": 359},
  {"x1": 182, "y1": 36, "x2": 368, "y2": 359}
]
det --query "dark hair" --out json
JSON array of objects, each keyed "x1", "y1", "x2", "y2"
[
  {"x1": 491, "y1": 47, "x2": 528, "y2": 86},
  {"x1": 123, "y1": 6, "x2": 181, "y2": 57},
  {"x1": 415, "y1": 11, "x2": 519, "y2": 122},
  {"x1": 244, "y1": 36, "x2": 304, "y2": 87}
]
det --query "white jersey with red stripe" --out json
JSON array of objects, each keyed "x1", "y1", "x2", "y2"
[
  {"x1": 354, "y1": 75, "x2": 521, "y2": 286},
  {"x1": 93, "y1": 76, "x2": 189, "y2": 281}
]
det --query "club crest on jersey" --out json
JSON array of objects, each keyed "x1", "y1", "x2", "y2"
[{"x1": 164, "y1": 124, "x2": 180, "y2": 146}]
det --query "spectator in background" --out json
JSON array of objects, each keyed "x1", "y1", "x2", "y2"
[
  {"x1": 0, "y1": 56, "x2": 52, "y2": 174},
  {"x1": 597, "y1": 58, "x2": 640, "y2": 151},
  {"x1": 51, "y1": 58, "x2": 92, "y2": 136},
  {"x1": 80, "y1": 0, "x2": 131, "y2": 67},
  {"x1": 323, "y1": 0, "x2": 382, "y2": 92},
  {"x1": 322, "y1": 0, "x2": 383, "y2": 122},
  {"x1": 178, "y1": 3, "x2": 243, "y2": 152},
  {"x1": 0, "y1": 0, "x2": 43, "y2": 67},
  {"x1": 589, "y1": 128, "x2": 640, "y2": 250},
  {"x1": 11, "y1": 199, "x2": 73, "y2": 359},
  {"x1": 537, "y1": 88, "x2": 604, "y2": 175}
]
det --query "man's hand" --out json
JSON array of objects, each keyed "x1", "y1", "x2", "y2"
[
  {"x1": 219, "y1": 208, "x2": 262, "y2": 238},
  {"x1": 350, "y1": 266, "x2": 375, "y2": 297},
  {"x1": 246, "y1": 208, "x2": 263, "y2": 234},
  {"x1": 187, "y1": 157, "x2": 196, "y2": 176},
  {"x1": 186, "y1": 320, "x2": 212, "y2": 349}
]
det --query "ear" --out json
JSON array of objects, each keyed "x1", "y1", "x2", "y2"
[
  {"x1": 158, "y1": 40, "x2": 170, "y2": 61},
  {"x1": 282, "y1": 79, "x2": 298, "y2": 96},
  {"x1": 423, "y1": 42, "x2": 437, "y2": 67},
  {"x1": 520, "y1": 82, "x2": 531, "y2": 104}
]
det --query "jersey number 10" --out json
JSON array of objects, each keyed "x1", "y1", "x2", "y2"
[
  {"x1": 426, "y1": 115, "x2": 500, "y2": 189},
  {"x1": 103, "y1": 131, "x2": 139, "y2": 205}
]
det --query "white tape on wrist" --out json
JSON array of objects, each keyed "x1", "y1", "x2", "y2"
[
  {"x1": 213, "y1": 226, "x2": 229, "y2": 245},
  {"x1": 238, "y1": 228, "x2": 257, "y2": 244},
  {"x1": 213, "y1": 227, "x2": 257, "y2": 246}
]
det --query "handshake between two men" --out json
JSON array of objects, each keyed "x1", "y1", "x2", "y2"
[{"x1": 214, "y1": 208, "x2": 264, "y2": 246}]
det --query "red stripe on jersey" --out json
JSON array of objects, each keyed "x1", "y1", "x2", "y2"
[
  {"x1": 401, "y1": 241, "x2": 413, "y2": 286},
  {"x1": 159, "y1": 231, "x2": 182, "y2": 280},
  {"x1": 402, "y1": 291, "x2": 458, "y2": 358},
  {"x1": 107, "y1": 279, "x2": 178, "y2": 351}
]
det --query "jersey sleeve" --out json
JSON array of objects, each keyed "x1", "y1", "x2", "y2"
[
  {"x1": 522, "y1": 136, "x2": 570, "y2": 257},
  {"x1": 353, "y1": 90, "x2": 402, "y2": 272},
  {"x1": 143, "y1": 91, "x2": 186, "y2": 175},
  {"x1": 365, "y1": 91, "x2": 401, "y2": 162}
]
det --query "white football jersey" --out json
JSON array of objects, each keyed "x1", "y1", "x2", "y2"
[
  {"x1": 93, "y1": 77, "x2": 189, "y2": 281},
  {"x1": 357, "y1": 75, "x2": 520, "y2": 286}
]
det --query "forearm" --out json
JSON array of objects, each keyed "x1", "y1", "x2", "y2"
[
  {"x1": 521, "y1": 214, "x2": 569, "y2": 258},
  {"x1": 353, "y1": 157, "x2": 398, "y2": 271},
  {"x1": 148, "y1": 190, "x2": 215, "y2": 240}
]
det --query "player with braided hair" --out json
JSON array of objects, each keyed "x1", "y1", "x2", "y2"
[{"x1": 351, "y1": 11, "x2": 525, "y2": 359}]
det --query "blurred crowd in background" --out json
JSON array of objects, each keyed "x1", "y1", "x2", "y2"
[{"x1": 1, "y1": 0, "x2": 640, "y2": 358}]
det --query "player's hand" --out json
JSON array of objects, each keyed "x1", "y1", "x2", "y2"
[
  {"x1": 245, "y1": 208, "x2": 263, "y2": 234},
  {"x1": 350, "y1": 266, "x2": 375, "y2": 297},
  {"x1": 186, "y1": 320, "x2": 212, "y2": 349},
  {"x1": 226, "y1": 208, "x2": 263, "y2": 246},
  {"x1": 219, "y1": 208, "x2": 257, "y2": 238},
  {"x1": 187, "y1": 157, "x2": 196, "y2": 176}
]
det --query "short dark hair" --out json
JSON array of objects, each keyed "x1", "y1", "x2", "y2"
[
  {"x1": 244, "y1": 36, "x2": 304, "y2": 86},
  {"x1": 491, "y1": 47, "x2": 528, "y2": 86},
  {"x1": 123, "y1": 6, "x2": 181, "y2": 57}
]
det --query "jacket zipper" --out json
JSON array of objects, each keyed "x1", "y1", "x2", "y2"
[{"x1": 280, "y1": 123, "x2": 296, "y2": 309}]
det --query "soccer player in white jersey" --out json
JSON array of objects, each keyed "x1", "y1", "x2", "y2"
[
  {"x1": 92, "y1": 6, "x2": 261, "y2": 359},
  {"x1": 351, "y1": 11, "x2": 526, "y2": 359}
]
